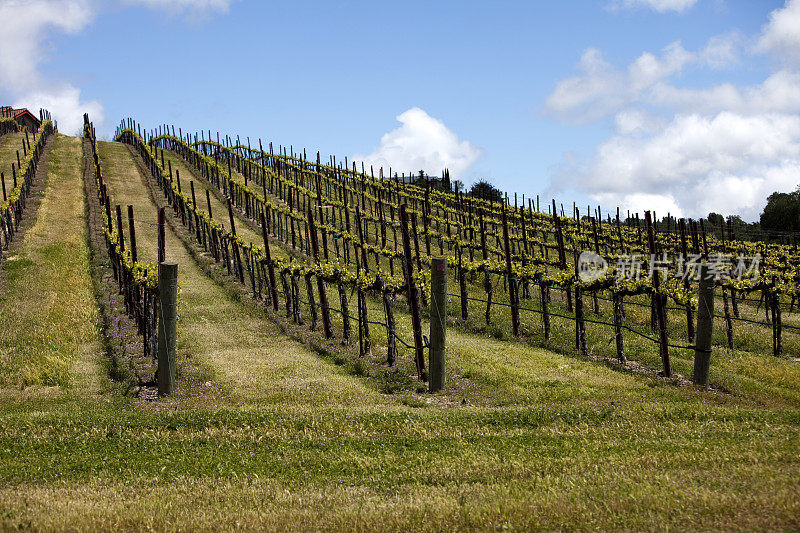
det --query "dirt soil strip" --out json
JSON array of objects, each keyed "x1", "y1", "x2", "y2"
[
  {"x1": 99, "y1": 140, "x2": 387, "y2": 410},
  {"x1": 82, "y1": 137, "x2": 158, "y2": 396}
]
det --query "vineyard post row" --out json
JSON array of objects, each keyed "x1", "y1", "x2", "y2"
[
  {"x1": 0, "y1": 117, "x2": 19, "y2": 137},
  {"x1": 0, "y1": 113, "x2": 54, "y2": 265},
  {"x1": 189, "y1": 130, "x2": 785, "y2": 366},
  {"x1": 172, "y1": 124, "x2": 772, "y2": 379},
  {"x1": 119, "y1": 117, "x2": 797, "y2": 386},
  {"x1": 84, "y1": 115, "x2": 176, "y2": 395},
  {"x1": 115, "y1": 118, "x2": 444, "y2": 383}
]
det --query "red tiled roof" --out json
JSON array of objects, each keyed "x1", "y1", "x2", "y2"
[{"x1": 0, "y1": 106, "x2": 40, "y2": 125}]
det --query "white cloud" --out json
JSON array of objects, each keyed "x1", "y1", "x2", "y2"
[
  {"x1": 0, "y1": 0, "x2": 94, "y2": 92},
  {"x1": 122, "y1": 0, "x2": 236, "y2": 15},
  {"x1": 757, "y1": 0, "x2": 800, "y2": 66},
  {"x1": 544, "y1": 36, "x2": 745, "y2": 123},
  {"x1": 544, "y1": 10, "x2": 800, "y2": 222},
  {"x1": 593, "y1": 192, "x2": 684, "y2": 218},
  {"x1": 611, "y1": 0, "x2": 699, "y2": 13},
  {"x1": 573, "y1": 112, "x2": 800, "y2": 220},
  {"x1": 544, "y1": 41, "x2": 698, "y2": 123},
  {"x1": 613, "y1": 109, "x2": 666, "y2": 135},
  {"x1": 700, "y1": 32, "x2": 742, "y2": 69},
  {"x1": 0, "y1": 0, "x2": 103, "y2": 132},
  {"x1": 649, "y1": 69, "x2": 800, "y2": 115},
  {"x1": 544, "y1": 48, "x2": 627, "y2": 123},
  {"x1": 16, "y1": 84, "x2": 103, "y2": 135},
  {"x1": 353, "y1": 107, "x2": 481, "y2": 178}
]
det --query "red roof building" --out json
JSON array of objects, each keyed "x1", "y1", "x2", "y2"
[{"x1": 0, "y1": 106, "x2": 41, "y2": 132}]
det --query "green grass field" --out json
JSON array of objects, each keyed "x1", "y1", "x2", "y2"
[{"x1": 0, "y1": 136, "x2": 798, "y2": 531}]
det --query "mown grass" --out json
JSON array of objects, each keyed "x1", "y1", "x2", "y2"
[
  {"x1": 156, "y1": 147, "x2": 281, "y2": 255},
  {"x1": 192, "y1": 146, "x2": 800, "y2": 409},
  {"x1": 0, "y1": 134, "x2": 104, "y2": 388},
  {"x1": 0, "y1": 138, "x2": 799, "y2": 530},
  {"x1": 0, "y1": 397, "x2": 798, "y2": 530},
  {"x1": 96, "y1": 140, "x2": 385, "y2": 409}
]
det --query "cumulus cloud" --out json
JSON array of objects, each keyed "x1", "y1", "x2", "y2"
[
  {"x1": 545, "y1": 9, "x2": 800, "y2": 221},
  {"x1": 16, "y1": 84, "x2": 103, "y2": 135},
  {"x1": 613, "y1": 109, "x2": 666, "y2": 136},
  {"x1": 544, "y1": 37, "x2": 744, "y2": 123},
  {"x1": 576, "y1": 112, "x2": 800, "y2": 220},
  {"x1": 0, "y1": 0, "x2": 94, "y2": 92},
  {"x1": 0, "y1": 0, "x2": 103, "y2": 132},
  {"x1": 353, "y1": 108, "x2": 481, "y2": 178},
  {"x1": 701, "y1": 32, "x2": 743, "y2": 69},
  {"x1": 561, "y1": 108, "x2": 800, "y2": 221},
  {"x1": 0, "y1": 0, "x2": 237, "y2": 135},
  {"x1": 757, "y1": 0, "x2": 800, "y2": 66},
  {"x1": 593, "y1": 192, "x2": 684, "y2": 218},
  {"x1": 610, "y1": 0, "x2": 699, "y2": 13},
  {"x1": 648, "y1": 69, "x2": 800, "y2": 115}
]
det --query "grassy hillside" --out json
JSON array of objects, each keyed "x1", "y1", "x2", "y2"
[{"x1": 0, "y1": 135, "x2": 798, "y2": 531}]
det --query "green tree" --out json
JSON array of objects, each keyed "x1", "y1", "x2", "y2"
[
  {"x1": 707, "y1": 212, "x2": 724, "y2": 227},
  {"x1": 760, "y1": 188, "x2": 800, "y2": 233},
  {"x1": 469, "y1": 180, "x2": 503, "y2": 202}
]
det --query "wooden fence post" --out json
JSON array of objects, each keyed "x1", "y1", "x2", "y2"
[
  {"x1": 400, "y1": 204, "x2": 426, "y2": 381},
  {"x1": 540, "y1": 282, "x2": 551, "y2": 340},
  {"x1": 260, "y1": 212, "x2": 279, "y2": 311},
  {"x1": 458, "y1": 246, "x2": 469, "y2": 321},
  {"x1": 382, "y1": 286, "x2": 396, "y2": 366},
  {"x1": 613, "y1": 292, "x2": 626, "y2": 363},
  {"x1": 127, "y1": 205, "x2": 137, "y2": 263},
  {"x1": 722, "y1": 288, "x2": 734, "y2": 349},
  {"x1": 429, "y1": 257, "x2": 447, "y2": 392},
  {"x1": 502, "y1": 206, "x2": 520, "y2": 336},
  {"x1": 773, "y1": 289, "x2": 783, "y2": 356},
  {"x1": 224, "y1": 199, "x2": 240, "y2": 279},
  {"x1": 307, "y1": 208, "x2": 333, "y2": 339},
  {"x1": 678, "y1": 218, "x2": 695, "y2": 342},
  {"x1": 645, "y1": 211, "x2": 671, "y2": 377},
  {"x1": 158, "y1": 207, "x2": 166, "y2": 264},
  {"x1": 158, "y1": 262, "x2": 178, "y2": 396},
  {"x1": 693, "y1": 264, "x2": 714, "y2": 386}
]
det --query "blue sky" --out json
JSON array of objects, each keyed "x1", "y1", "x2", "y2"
[{"x1": 1, "y1": 0, "x2": 798, "y2": 221}]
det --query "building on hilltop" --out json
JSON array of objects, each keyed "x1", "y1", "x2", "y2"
[{"x1": 0, "y1": 106, "x2": 42, "y2": 133}]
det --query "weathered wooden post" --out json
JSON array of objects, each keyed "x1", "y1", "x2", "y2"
[
  {"x1": 502, "y1": 205, "x2": 520, "y2": 336},
  {"x1": 127, "y1": 205, "x2": 137, "y2": 263},
  {"x1": 612, "y1": 291, "x2": 626, "y2": 363},
  {"x1": 157, "y1": 207, "x2": 166, "y2": 264},
  {"x1": 773, "y1": 288, "x2": 783, "y2": 356},
  {"x1": 307, "y1": 208, "x2": 333, "y2": 339},
  {"x1": 645, "y1": 211, "x2": 671, "y2": 377},
  {"x1": 429, "y1": 257, "x2": 447, "y2": 392},
  {"x1": 260, "y1": 212, "x2": 279, "y2": 311},
  {"x1": 693, "y1": 264, "x2": 714, "y2": 386},
  {"x1": 400, "y1": 204, "x2": 426, "y2": 381},
  {"x1": 205, "y1": 189, "x2": 213, "y2": 219},
  {"x1": 157, "y1": 262, "x2": 178, "y2": 396}
]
